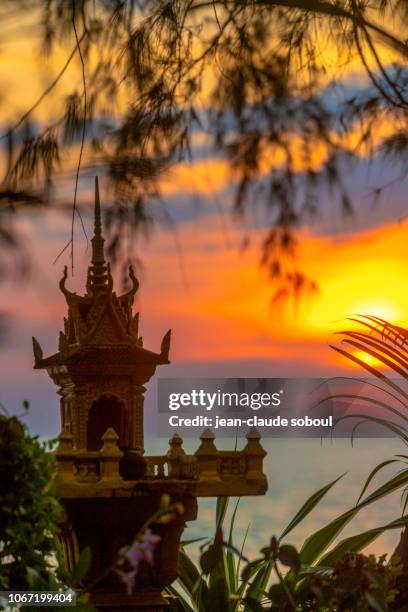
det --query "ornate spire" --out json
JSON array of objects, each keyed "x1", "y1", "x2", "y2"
[
  {"x1": 91, "y1": 176, "x2": 105, "y2": 265},
  {"x1": 87, "y1": 176, "x2": 109, "y2": 293}
]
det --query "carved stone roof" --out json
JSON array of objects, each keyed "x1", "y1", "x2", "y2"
[{"x1": 33, "y1": 177, "x2": 171, "y2": 369}]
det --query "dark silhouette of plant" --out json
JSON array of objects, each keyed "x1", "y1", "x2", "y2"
[
  {"x1": 0, "y1": 404, "x2": 62, "y2": 591},
  {"x1": 0, "y1": 1, "x2": 407, "y2": 300},
  {"x1": 167, "y1": 494, "x2": 405, "y2": 610},
  {"x1": 329, "y1": 314, "x2": 408, "y2": 609},
  {"x1": 0, "y1": 404, "x2": 98, "y2": 610}
]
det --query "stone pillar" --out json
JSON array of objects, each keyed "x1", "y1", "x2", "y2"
[
  {"x1": 49, "y1": 366, "x2": 75, "y2": 437},
  {"x1": 55, "y1": 431, "x2": 75, "y2": 479},
  {"x1": 195, "y1": 429, "x2": 220, "y2": 483},
  {"x1": 243, "y1": 427, "x2": 267, "y2": 483},
  {"x1": 167, "y1": 433, "x2": 185, "y2": 478},
  {"x1": 74, "y1": 386, "x2": 88, "y2": 451},
  {"x1": 100, "y1": 428, "x2": 123, "y2": 479},
  {"x1": 132, "y1": 385, "x2": 145, "y2": 453}
]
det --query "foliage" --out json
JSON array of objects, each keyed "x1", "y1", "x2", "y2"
[
  {"x1": 0, "y1": 407, "x2": 62, "y2": 591},
  {"x1": 327, "y1": 314, "x2": 408, "y2": 507},
  {"x1": 166, "y1": 475, "x2": 408, "y2": 611},
  {"x1": 0, "y1": 407, "x2": 98, "y2": 612},
  {"x1": 0, "y1": 404, "x2": 184, "y2": 610},
  {"x1": 265, "y1": 547, "x2": 402, "y2": 612},
  {"x1": 327, "y1": 314, "x2": 408, "y2": 607},
  {"x1": 0, "y1": 1, "x2": 408, "y2": 298}
]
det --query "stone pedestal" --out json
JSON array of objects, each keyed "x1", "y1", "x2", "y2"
[{"x1": 60, "y1": 490, "x2": 198, "y2": 612}]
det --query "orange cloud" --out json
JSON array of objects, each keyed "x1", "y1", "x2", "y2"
[
  {"x1": 125, "y1": 214, "x2": 408, "y2": 370},
  {"x1": 5, "y1": 169, "x2": 408, "y2": 376}
]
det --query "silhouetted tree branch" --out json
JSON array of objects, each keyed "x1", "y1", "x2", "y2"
[{"x1": 0, "y1": 0, "x2": 407, "y2": 302}]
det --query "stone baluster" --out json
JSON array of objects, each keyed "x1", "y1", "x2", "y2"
[
  {"x1": 195, "y1": 429, "x2": 220, "y2": 483},
  {"x1": 157, "y1": 460, "x2": 165, "y2": 478},
  {"x1": 99, "y1": 427, "x2": 123, "y2": 480},
  {"x1": 243, "y1": 427, "x2": 267, "y2": 484},
  {"x1": 55, "y1": 431, "x2": 75, "y2": 479}
]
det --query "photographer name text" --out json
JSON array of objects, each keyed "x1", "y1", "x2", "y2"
[{"x1": 168, "y1": 414, "x2": 333, "y2": 429}]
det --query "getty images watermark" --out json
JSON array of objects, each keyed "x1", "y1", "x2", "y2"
[
  {"x1": 168, "y1": 388, "x2": 283, "y2": 411},
  {"x1": 167, "y1": 387, "x2": 290, "y2": 430},
  {"x1": 157, "y1": 378, "x2": 403, "y2": 438}
]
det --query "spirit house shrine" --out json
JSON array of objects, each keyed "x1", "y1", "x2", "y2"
[
  {"x1": 33, "y1": 178, "x2": 268, "y2": 611},
  {"x1": 33, "y1": 177, "x2": 170, "y2": 456}
]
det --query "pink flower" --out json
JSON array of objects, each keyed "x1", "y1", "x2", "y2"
[
  {"x1": 140, "y1": 530, "x2": 161, "y2": 566},
  {"x1": 125, "y1": 545, "x2": 145, "y2": 569},
  {"x1": 117, "y1": 529, "x2": 161, "y2": 593}
]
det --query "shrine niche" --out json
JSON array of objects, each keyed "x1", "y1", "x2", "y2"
[
  {"x1": 33, "y1": 177, "x2": 268, "y2": 611},
  {"x1": 86, "y1": 395, "x2": 126, "y2": 451}
]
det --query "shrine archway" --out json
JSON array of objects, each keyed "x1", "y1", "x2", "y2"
[{"x1": 86, "y1": 394, "x2": 126, "y2": 451}]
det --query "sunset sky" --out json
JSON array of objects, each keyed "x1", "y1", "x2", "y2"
[{"x1": 1, "y1": 7, "x2": 408, "y2": 438}]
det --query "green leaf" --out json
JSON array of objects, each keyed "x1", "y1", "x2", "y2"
[
  {"x1": 335, "y1": 329, "x2": 408, "y2": 375},
  {"x1": 177, "y1": 548, "x2": 208, "y2": 602},
  {"x1": 330, "y1": 343, "x2": 408, "y2": 404},
  {"x1": 357, "y1": 459, "x2": 402, "y2": 504},
  {"x1": 243, "y1": 596, "x2": 264, "y2": 611},
  {"x1": 245, "y1": 559, "x2": 273, "y2": 603},
  {"x1": 180, "y1": 538, "x2": 208, "y2": 548},
  {"x1": 334, "y1": 413, "x2": 408, "y2": 442},
  {"x1": 365, "y1": 592, "x2": 387, "y2": 612},
  {"x1": 300, "y1": 468, "x2": 408, "y2": 565},
  {"x1": 202, "y1": 577, "x2": 229, "y2": 610},
  {"x1": 216, "y1": 497, "x2": 229, "y2": 529},
  {"x1": 319, "y1": 514, "x2": 408, "y2": 566},
  {"x1": 226, "y1": 498, "x2": 240, "y2": 594},
  {"x1": 206, "y1": 499, "x2": 231, "y2": 604},
  {"x1": 240, "y1": 559, "x2": 264, "y2": 583},
  {"x1": 236, "y1": 522, "x2": 250, "y2": 589},
  {"x1": 236, "y1": 559, "x2": 269, "y2": 607},
  {"x1": 300, "y1": 508, "x2": 360, "y2": 566},
  {"x1": 166, "y1": 585, "x2": 195, "y2": 611},
  {"x1": 360, "y1": 468, "x2": 408, "y2": 507},
  {"x1": 279, "y1": 473, "x2": 345, "y2": 541},
  {"x1": 71, "y1": 547, "x2": 92, "y2": 585},
  {"x1": 223, "y1": 542, "x2": 248, "y2": 563}
]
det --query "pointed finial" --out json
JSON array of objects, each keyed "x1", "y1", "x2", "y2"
[
  {"x1": 246, "y1": 427, "x2": 261, "y2": 440},
  {"x1": 94, "y1": 176, "x2": 102, "y2": 238},
  {"x1": 200, "y1": 428, "x2": 215, "y2": 440},
  {"x1": 87, "y1": 176, "x2": 109, "y2": 292},
  {"x1": 91, "y1": 176, "x2": 105, "y2": 265}
]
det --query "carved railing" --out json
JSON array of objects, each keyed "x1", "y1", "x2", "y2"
[
  {"x1": 74, "y1": 452, "x2": 101, "y2": 482},
  {"x1": 55, "y1": 427, "x2": 267, "y2": 494},
  {"x1": 218, "y1": 451, "x2": 247, "y2": 477},
  {"x1": 145, "y1": 456, "x2": 168, "y2": 478}
]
